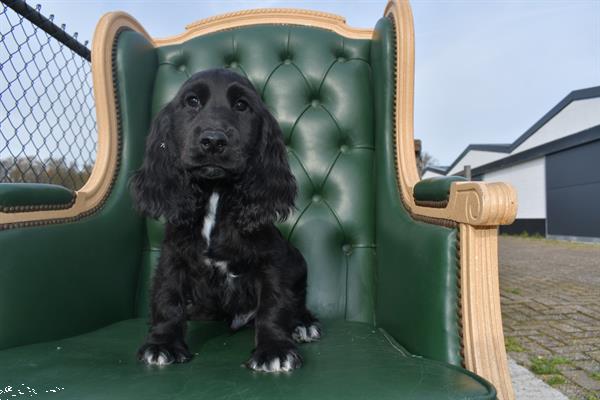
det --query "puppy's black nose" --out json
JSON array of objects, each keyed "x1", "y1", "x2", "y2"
[{"x1": 199, "y1": 130, "x2": 228, "y2": 154}]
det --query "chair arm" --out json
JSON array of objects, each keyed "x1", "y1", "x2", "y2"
[
  {"x1": 411, "y1": 181, "x2": 517, "y2": 227},
  {"x1": 413, "y1": 176, "x2": 466, "y2": 205},
  {"x1": 411, "y1": 181, "x2": 517, "y2": 400},
  {"x1": 0, "y1": 183, "x2": 75, "y2": 213}
]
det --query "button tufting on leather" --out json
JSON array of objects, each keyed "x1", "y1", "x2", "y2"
[
  {"x1": 168, "y1": 50, "x2": 189, "y2": 70},
  {"x1": 342, "y1": 244, "x2": 352, "y2": 255},
  {"x1": 151, "y1": 26, "x2": 375, "y2": 322}
]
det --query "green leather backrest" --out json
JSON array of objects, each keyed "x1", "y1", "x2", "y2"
[{"x1": 138, "y1": 25, "x2": 375, "y2": 323}]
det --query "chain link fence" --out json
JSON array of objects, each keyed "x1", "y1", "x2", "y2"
[{"x1": 0, "y1": 0, "x2": 97, "y2": 190}]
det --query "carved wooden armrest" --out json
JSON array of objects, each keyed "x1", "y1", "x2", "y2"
[
  {"x1": 412, "y1": 181, "x2": 517, "y2": 226},
  {"x1": 413, "y1": 183, "x2": 518, "y2": 400},
  {"x1": 410, "y1": 181, "x2": 518, "y2": 400}
]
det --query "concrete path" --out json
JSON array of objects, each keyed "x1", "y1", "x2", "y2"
[
  {"x1": 499, "y1": 236, "x2": 600, "y2": 399},
  {"x1": 510, "y1": 357, "x2": 569, "y2": 400}
]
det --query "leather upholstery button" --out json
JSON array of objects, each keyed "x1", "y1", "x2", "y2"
[
  {"x1": 177, "y1": 64, "x2": 186, "y2": 72},
  {"x1": 340, "y1": 144, "x2": 349, "y2": 153},
  {"x1": 283, "y1": 59, "x2": 292, "y2": 65},
  {"x1": 342, "y1": 244, "x2": 352, "y2": 254},
  {"x1": 311, "y1": 99, "x2": 320, "y2": 107},
  {"x1": 312, "y1": 194, "x2": 322, "y2": 202},
  {"x1": 337, "y1": 57, "x2": 347, "y2": 63},
  {"x1": 229, "y1": 61, "x2": 238, "y2": 68}
]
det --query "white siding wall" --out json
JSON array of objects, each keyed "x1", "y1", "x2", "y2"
[
  {"x1": 447, "y1": 150, "x2": 507, "y2": 175},
  {"x1": 422, "y1": 170, "x2": 444, "y2": 179},
  {"x1": 482, "y1": 158, "x2": 546, "y2": 219},
  {"x1": 512, "y1": 98, "x2": 600, "y2": 154}
]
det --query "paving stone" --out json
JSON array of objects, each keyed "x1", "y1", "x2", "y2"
[
  {"x1": 504, "y1": 329, "x2": 541, "y2": 337},
  {"x1": 574, "y1": 360, "x2": 600, "y2": 372},
  {"x1": 553, "y1": 344, "x2": 597, "y2": 355},
  {"x1": 499, "y1": 237, "x2": 600, "y2": 400},
  {"x1": 588, "y1": 351, "x2": 600, "y2": 362},
  {"x1": 509, "y1": 352, "x2": 531, "y2": 366},
  {"x1": 529, "y1": 335, "x2": 567, "y2": 348},
  {"x1": 561, "y1": 370, "x2": 600, "y2": 391},
  {"x1": 550, "y1": 322, "x2": 582, "y2": 333}
]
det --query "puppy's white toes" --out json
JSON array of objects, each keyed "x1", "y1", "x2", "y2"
[
  {"x1": 269, "y1": 357, "x2": 281, "y2": 372},
  {"x1": 143, "y1": 350, "x2": 155, "y2": 365},
  {"x1": 281, "y1": 354, "x2": 294, "y2": 371},
  {"x1": 307, "y1": 325, "x2": 321, "y2": 341},
  {"x1": 292, "y1": 326, "x2": 308, "y2": 342},
  {"x1": 293, "y1": 324, "x2": 321, "y2": 343},
  {"x1": 156, "y1": 352, "x2": 172, "y2": 366},
  {"x1": 143, "y1": 349, "x2": 172, "y2": 366}
]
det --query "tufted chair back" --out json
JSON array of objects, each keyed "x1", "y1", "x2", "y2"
[{"x1": 140, "y1": 25, "x2": 375, "y2": 323}]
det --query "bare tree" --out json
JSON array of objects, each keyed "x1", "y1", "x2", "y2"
[
  {"x1": 0, "y1": 156, "x2": 92, "y2": 190},
  {"x1": 417, "y1": 151, "x2": 438, "y2": 177}
]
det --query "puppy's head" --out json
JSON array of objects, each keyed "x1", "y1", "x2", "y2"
[{"x1": 130, "y1": 69, "x2": 296, "y2": 229}]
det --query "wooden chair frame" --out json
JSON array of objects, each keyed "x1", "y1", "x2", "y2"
[{"x1": 0, "y1": 2, "x2": 517, "y2": 398}]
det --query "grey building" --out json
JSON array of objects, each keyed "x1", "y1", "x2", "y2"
[{"x1": 423, "y1": 86, "x2": 600, "y2": 242}]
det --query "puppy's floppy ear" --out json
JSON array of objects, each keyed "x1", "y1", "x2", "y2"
[
  {"x1": 130, "y1": 105, "x2": 197, "y2": 226},
  {"x1": 235, "y1": 109, "x2": 297, "y2": 232}
]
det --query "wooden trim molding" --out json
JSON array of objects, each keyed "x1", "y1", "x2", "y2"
[
  {"x1": 385, "y1": 2, "x2": 517, "y2": 398},
  {"x1": 460, "y1": 225, "x2": 514, "y2": 400},
  {"x1": 0, "y1": 13, "x2": 150, "y2": 228},
  {"x1": 154, "y1": 8, "x2": 372, "y2": 45}
]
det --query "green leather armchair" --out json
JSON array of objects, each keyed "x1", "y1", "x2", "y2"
[{"x1": 0, "y1": 1, "x2": 517, "y2": 399}]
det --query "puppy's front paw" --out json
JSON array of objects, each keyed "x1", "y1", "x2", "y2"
[
  {"x1": 137, "y1": 342, "x2": 192, "y2": 366},
  {"x1": 292, "y1": 324, "x2": 321, "y2": 343},
  {"x1": 246, "y1": 344, "x2": 302, "y2": 373}
]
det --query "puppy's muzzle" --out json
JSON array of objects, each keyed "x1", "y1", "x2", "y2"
[{"x1": 199, "y1": 130, "x2": 228, "y2": 155}]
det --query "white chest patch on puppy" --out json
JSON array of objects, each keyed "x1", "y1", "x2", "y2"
[{"x1": 202, "y1": 192, "x2": 220, "y2": 246}]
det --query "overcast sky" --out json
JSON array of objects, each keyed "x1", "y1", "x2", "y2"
[{"x1": 30, "y1": 0, "x2": 600, "y2": 166}]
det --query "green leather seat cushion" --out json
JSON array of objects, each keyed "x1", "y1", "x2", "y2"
[{"x1": 0, "y1": 319, "x2": 494, "y2": 400}]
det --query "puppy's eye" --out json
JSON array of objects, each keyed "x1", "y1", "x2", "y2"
[
  {"x1": 233, "y1": 99, "x2": 249, "y2": 112},
  {"x1": 185, "y1": 95, "x2": 201, "y2": 108}
]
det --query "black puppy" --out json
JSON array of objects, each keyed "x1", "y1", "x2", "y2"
[{"x1": 130, "y1": 69, "x2": 320, "y2": 372}]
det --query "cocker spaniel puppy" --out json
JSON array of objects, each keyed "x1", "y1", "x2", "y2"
[{"x1": 130, "y1": 69, "x2": 320, "y2": 373}]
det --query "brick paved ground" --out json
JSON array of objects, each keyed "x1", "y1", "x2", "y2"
[{"x1": 499, "y1": 236, "x2": 600, "y2": 400}]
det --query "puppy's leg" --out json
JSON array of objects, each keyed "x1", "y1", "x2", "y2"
[
  {"x1": 138, "y1": 257, "x2": 192, "y2": 366},
  {"x1": 246, "y1": 278, "x2": 302, "y2": 373},
  {"x1": 287, "y1": 247, "x2": 321, "y2": 344}
]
